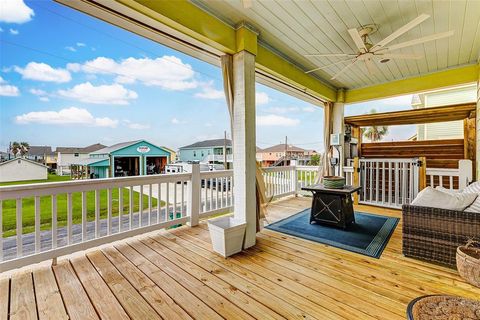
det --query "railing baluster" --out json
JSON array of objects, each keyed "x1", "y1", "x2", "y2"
[
  {"x1": 139, "y1": 185, "x2": 143, "y2": 227},
  {"x1": 52, "y1": 195, "x2": 57, "y2": 249},
  {"x1": 449, "y1": 176, "x2": 453, "y2": 190},
  {"x1": 157, "y1": 183, "x2": 161, "y2": 223},
  {"x1": 34, "y1": 196, "x2": 40, "y2": 253},
  {"x1": 388, "y1": 162, "x2": 392, "y2": 206},
  {"x1": 118, "y1": 187, "x2": 123, "y2": 232},
  {"x1": 67, "y1": 193, "x2": 73, "y2": 245},
  {"x1": 181, "y1": 181, "x2": 185, "y2": 217},
  {"x1": 381, "y1": 162, "x2": 385, "y2": 204},
  {"x1": 173, "y1": 182, "x2": 177, "y2": 220},
  {"x1": 148, "y1": 184, "x2": 152, "y2": 226},
  {"x1": 94, "y1": 190, "x2": 100, "y2": 238},
  {"x1": 375, "y1": 162, "x2": 379, "y2": 202},
  {"x1": 129, "y1": 186, "x2": 133, "y2": 229},
  {"x1": 107, "y1": 188, "x2": 112, "y2": 235},
  {"x1": 16, "y1": 198, "x2": 22, "y2": 257},
  {"x1": 209, "y1": 178, "x2": 213, "y2": 211},
  {"x1": 81, "y1": 191, "x2": 87, "y2": 241},
  {"x1": 166, "y1": 182, "x2": 170, "y2": 220}
]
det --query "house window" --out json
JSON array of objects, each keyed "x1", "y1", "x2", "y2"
[
  {"x1": 74, "y1": 153, "x2": 79, "y2": 157},
  {"x1": 193, "y1": 151, "x2": 196, "y2": 157},
  {"x1": 201, "y1": 152, "x2": 204, "y2": 157}
]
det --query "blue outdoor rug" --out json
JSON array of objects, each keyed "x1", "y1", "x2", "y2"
[{"x1": 265, "y1": 209, "x2": 399, "y2": 258}]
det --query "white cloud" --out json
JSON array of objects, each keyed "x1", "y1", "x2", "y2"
[
  {"x1": 76, "y1": 42, "x2": 86, "y2": 47},
  {"x1": 256, "y1": 92, "x2": 270, "y2": 105},
  {"x1": 303, "y1": 106, "x2": 316, "y2": 112},
  {"x1": 58, "y1": 82, "x2": 137, "y2": 105},
  {"x1": 29, "y1": 88, "x2": 47, "y2": 96},
  {"x1": 123, "y1": 120, "x2": 150, "y2": 130},
  {"x1": 0, "y1": 84, "x2": 20, "y2": 96},
  {"x1": 70, "y1": 56, "x2": 197, "y2": 91},
  {"x1": 257, "y1": 114, "x2": 300, "y2": 127},
  {"x1": 65, "y1": 46, "x2": 76, "y2": 52},
  {"x1": 15, "y1": 62, "x2": 71, "y2": 83},
  {"x1": 39, "y1": 96, "x2": 49, "y2": 102},
  {"x1": 9, "y1": 28, "x2": 19, "y2": 35},
  {"x1": 195, "y1": 81, "x2": 224, "y2": 99},
  {"x1": 0, "y1": 0, "x2": 34, "y2": 24},
  {"x1": 15, "y1": 107, "x2": 118, "y2": 127},
  {"x1": 379, "y1": 95, "x2": 413, "y2": 106},
  {"x1": 0, "y1": 77, "x2": 20, "y2": 96},
  {"x1": 171, "y1": 117, "x2": 187, "y2": 125}
]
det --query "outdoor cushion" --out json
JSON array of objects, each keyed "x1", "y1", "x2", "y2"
[
  {"x1": 435, "y1": 186, "x2": 461, "y2": 194},
  {"x1": 462, "y1": 182, "x2": 480, "y2": 213},
  {"x1": 411, "y1": 186, "x2": 477, "y2": 211}
]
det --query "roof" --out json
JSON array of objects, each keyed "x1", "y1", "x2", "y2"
[
  {"x1": 56, "y1": 143, "x2": 106, "y2": 154},
  {"x1": 0, "y1": 157, "x2": 48, "y2": 168},
  {"x1": 71, "y1": 157, "x2": 110, "y2": 166},
  {"x1": 90, "y1": 140, "x2": 142, "y2": 154},
  {"x1": 260, "y1": 144, "x2": 306, "y2": 153},
  {"x1": 180, "y1": 139, "x2": 232, "y2": 149},
  {"x1": 27, "y1": 146, "x2": 53, "y2": 156}
]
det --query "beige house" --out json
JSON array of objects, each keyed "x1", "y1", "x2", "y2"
[
  {"x1": 56, "y1": 143, "x2": 106, "y2": 175},
  {"x1": 413, "y1": 84, "x2": 477, "y2": 140},
  {"x1": 0, "y1": 158, "x2": 48, "y2": 183}
]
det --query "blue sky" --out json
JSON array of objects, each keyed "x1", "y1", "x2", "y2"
[{"x1": 0, "y1": 0, "x2": 415, "y2": 154}]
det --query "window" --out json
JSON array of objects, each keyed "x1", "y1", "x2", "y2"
[
  {"x1": 201, "y1": 152, "x2": 204, "y2": 157},
  {"x1": 193, "y1": 151, "x2": 196, "y2": 157},
  {"x1": 74, "y1": 153, "x2": 79, "y2": 157}
]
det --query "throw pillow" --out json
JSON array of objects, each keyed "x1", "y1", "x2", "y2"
[
  {"x1": 462, "y1": 182, "x2": 480, "y2": 213},
  {"x1": 411, "y1": 186, "x2": 477, "y2": 211}
]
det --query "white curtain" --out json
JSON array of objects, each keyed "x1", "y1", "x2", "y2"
[
  {"x1": 221, "y1": 54, "x2": 266, "y2": 232},
  {"x1": 316, "y1": 101, "x2": 334, "y2": 183}
]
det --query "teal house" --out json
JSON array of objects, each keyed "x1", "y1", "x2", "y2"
[
  {"x1": 72, "y1": 140, "x2": 172, "y2": 178},
  {"x1": 178, "y1": 139, "x2": 232, "y2": 163}
]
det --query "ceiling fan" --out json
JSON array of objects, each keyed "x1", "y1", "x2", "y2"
[{"x1": 305, "y1": 14, "x2": 454, "y2": 80}]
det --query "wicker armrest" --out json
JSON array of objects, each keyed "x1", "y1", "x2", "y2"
[{"x1": 402, "y1": 204, "x2": 480, "y2": 267}]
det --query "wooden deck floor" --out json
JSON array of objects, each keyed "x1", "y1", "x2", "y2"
[{"x1": 1, "y1": 196, "x2": 479, "y2": 320}]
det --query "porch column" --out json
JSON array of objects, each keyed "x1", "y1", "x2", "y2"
[
  {"x1": 332, "y1": 88, "x2": 345, "y2": 176},
  {"x1": 232, "y1": 25, "x2": 257, "y2": 248}
]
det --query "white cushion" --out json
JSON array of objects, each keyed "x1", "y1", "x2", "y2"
[
  {"x1": 411, "y1": 186, "x2": 477, "y2": 211},
  {"x1": 462, "y1": 182, "x2": 480, "y2": 213}
]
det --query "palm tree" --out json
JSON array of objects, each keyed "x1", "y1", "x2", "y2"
[
  {"x1": 10, "y1": 141, "x2": 29, "y2": 157},
  {"x1": 362, "y1": 109, "x2": 389, "y2": 142}
]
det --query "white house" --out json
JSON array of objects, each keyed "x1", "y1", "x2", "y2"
[
  {"x1": 0, "y1": 158, "x2": 48, "y2": 183},
  {"x1": 413, "y1": 84, "x2": 477, "y2": 140},
  {"x1": 56, "y1": 143, "x2": 105, "y2": 175}
]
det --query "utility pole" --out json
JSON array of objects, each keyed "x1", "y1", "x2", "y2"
[
  {"x1": 223, "y1": 130, "x2": 227, "y2": 169},
  {"x1": 284, "y1": 136, "x2": 288, "y2": 166}
]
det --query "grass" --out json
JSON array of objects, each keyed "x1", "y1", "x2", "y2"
[
  {"x1": 1, "y1": 175, "x2": 159, "y2": 237},
  {"x1": 0, "y1": 174, "x2": 71, "y2": 186}
]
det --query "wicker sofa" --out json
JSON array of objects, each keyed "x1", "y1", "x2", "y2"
[{"x1": 402, "y1": 204, "x2": 480, "y2": 268}]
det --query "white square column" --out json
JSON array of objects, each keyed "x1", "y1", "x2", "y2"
[{"x1": 232, "y1": 50, "x2": 257, "y2": 249}]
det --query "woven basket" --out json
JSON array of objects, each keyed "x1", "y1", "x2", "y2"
[{"x1": 456, "y1": 240, "x2": 480, "y2": 288}]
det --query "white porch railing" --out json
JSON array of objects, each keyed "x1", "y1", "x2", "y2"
[
  {"x1": 0, "y1": 164, "x2": 235, "y2": 272},
  {"x1": 261, "y1": 166, "x2": 297, "y2": 199},
  {"x1": 426, "y1": 160, "x2": 472, "y2": 190}
]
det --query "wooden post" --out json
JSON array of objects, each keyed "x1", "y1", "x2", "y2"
[
  {"x1": 419, "y1": 156, "x2": 427, "y2": 191},
  {"x1": 353, "y1": 157, "x2": 359, "y2": 205},
  {"x1": 232, "y1": 50, "x2": 257, "y2": 249},
  {"x1": 187, "y1": 163, "x2": 200, "y2": 227}
]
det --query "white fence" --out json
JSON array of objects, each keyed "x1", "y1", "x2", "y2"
[
  {"x1": 426, "y1": 159, "x2": 472, "y2": 190},
  {"x1": 262, "y1": 166, "x2": 297, "y2": 199},
  {"x1": 0, "y1": 164, "x2": 234, "y2": 272}
]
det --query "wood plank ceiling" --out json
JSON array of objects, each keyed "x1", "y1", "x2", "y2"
[{"x1": 192, "y1": 0, "x2": 480, "y2": 90}]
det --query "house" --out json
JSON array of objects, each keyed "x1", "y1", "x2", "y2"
[
  {"x1": 178, "y1": 139, "x2": 232, "y2": 163},
  {"x1": 257, "y1": 144, "x2": 317, "y2": 167},
  {"x1": 413, "y1": 84, "x2": 477, "y2": 140},
  {"x1": 56, "y1": 143, "x2": 106, "y2": 175},
  {"x1": 25, "y1": 146, "x2": 57, "y2": 169},
  {"x1": 0, "y1": 158, "x2": 48, "y2": 183},
  {"x1": 0, "y1": 151, "x2": 9, "y2": 162},
  {"x1": 87, "y1": 140, "x2": 173, "y2": 178}
]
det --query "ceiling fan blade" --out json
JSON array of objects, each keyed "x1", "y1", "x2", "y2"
[
  {"x1": 375, "y1": 53, "x2": 423, "y2": 59},
  {"x1": 384, "y1": 30, "x2": 454, "y2": 51},
  {"x1": 331, "y1": 60, "x2": 357, "y2": 80},
  {"x1": 364, "y1": 59, "x2": 380, "y2": 75},
  {"x1": 242, "y1": 0, "x2": 253, "y2": 9},
  {"x1": 305, "y1": 58, "x2": 353, "y2": 74},
  {"x1": 304, "y1": 53, "x2": 356, "y2": 57},
  {"x1": 348, "y1": 28, "x2": 367, "y2": 53},
  {"x1": 372, "y1": 13, "x2": 430, "y2": 50}
]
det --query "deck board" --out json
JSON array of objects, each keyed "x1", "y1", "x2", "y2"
[
  {"x1": 33, "y1": 267, "x2": 68, "y2": 320},
  {"x1": 2, "y1": 196, "x2": 480, "y2": 320}
]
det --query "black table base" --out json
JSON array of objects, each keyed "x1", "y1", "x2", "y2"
[{"x1": 302, "y1": 184, "x2": 361, "y2": 229}]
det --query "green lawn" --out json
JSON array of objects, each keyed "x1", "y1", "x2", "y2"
[
  {"x1": 0, "y1": 174, "x2": 71, "y2": 186},
  {"x1": 1, "y1": 175, "x2": 159, "y2": 237}
]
